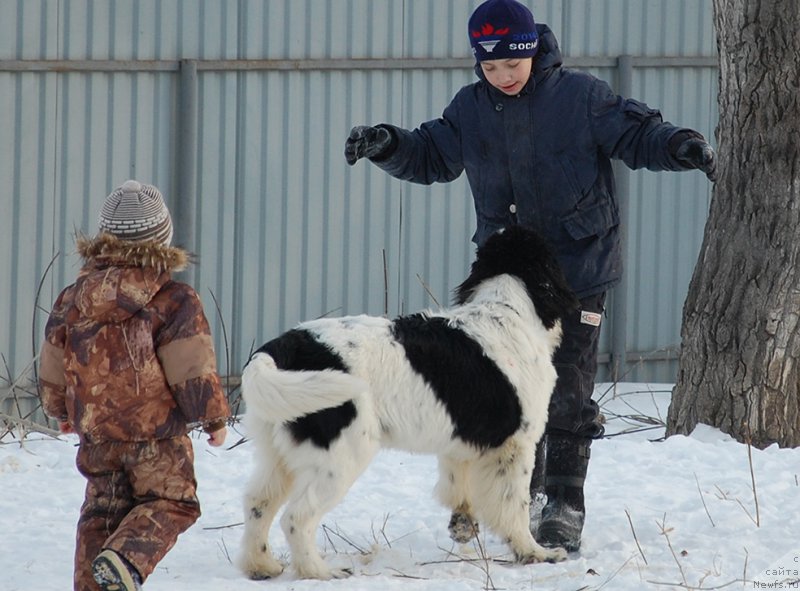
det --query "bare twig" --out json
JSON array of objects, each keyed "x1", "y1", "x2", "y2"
[
  {"x1": 656, "y1": 514, "x2": 688, "y2": 588},
  {"x1": 371, "y1": 513, "x2": 392, "y2": 549},
  {"x1": 203, "y1": 522, "x2": 244, "y2": 531},
  {"x1": 225, "y1": 435, "x2": 249, "y2": 451},
  {"x1": 207, "y1": 288, "x2": 246, "y2": 422},
  {"x1": 713, "y1": 486, "x2": 757, "y2": 526},
  {"x1": 743, "y1": 425, "x2": 761, "y2": 527},
  {"x1": 1, "y1": 351, "x2": 63, "y2": 441},
  {"x1": 697, "y1": 553, "x2": 723, "y2": 588},
  {"x1": 420, "y1": 556, "x2": 496, "y2": 566},
  {"x1": 470, "y1": 529, "x2": 497, "y2": 591},
  {"x1": 382, "y1": 248, "x2": 389, "y2": 317},
  {"x1": 595, "y1": 352, "x2": 677, "y2": 405},
  {"x1": 0, "y1": 413, "x2": 62, "y2": 439},
  {"x1": 645, "y1": 579, "x2": 743, "y2": 589},
  {"x1": 597, "y1": 382, "x2": 671, "y2": 440},
  {"x1": 207, "y1": 290, "x2": 231, "y2": 381},
  {"x1": 321, "y1": 523, "x2": 340, "y2": 554},
  {"x1": 387, "y1": 568, "x2": 428, "y2": 580},
  {"x1": 415, "y1": 274, "x2": 442, "y2": 309},
  {"x1": 742, "y1": 547, "x2": 749, "y2": 588},
  {"x1": 597, "y1": 554, "x2": 639, "y2": 590},
  {"x1": 694, "y1": 473, "x2": 715, "y2": 527},
  {"x1": 625, "y1": 509, "x2": 648, "y2": 565},
  {"x1": 0, "y1": 252, "x2": 58, "y2": 443},
  {"x1": 603, "y1": 425, "x2": 665, "y2": 439},
  {"x1": 218, "y1": 535, "x2": 232, "y2": 563},
  {"x1": 429, "y1": 534, "x2": 500, "y2": 590},
  {"x1": 321, "y1": 524, "x2": 368, "y2": 555},
  {"x1": 31, "y1": 251, "x2": 60, "y2": 385}
]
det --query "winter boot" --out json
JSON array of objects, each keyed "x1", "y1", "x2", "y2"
[
  {"x1": 535, "y1": 433, "x2": 591, "y2": 553},
  {"x1": 528, "y1": 437, "x2": 548, "y2": 533},
  {"x1": 92, "y1": 550, "x2": 143, "y2": 591}
]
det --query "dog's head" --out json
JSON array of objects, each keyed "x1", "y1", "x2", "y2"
[{"x1": 454, "y1": 225, "x2": 579, "y2": 330}]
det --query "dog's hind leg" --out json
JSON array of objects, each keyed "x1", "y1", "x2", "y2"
[
  {"x1": 436, "y1": 456, "x2": 480, "y2": 543},
  {"x1": 281, "y1": 440, "x2": 378, "y2": 580},
  {"x1": 471, "y1": 439, "x2": 567, "y2": 564},
  {"x1": 238, "y1": 442, "x2": 291, "y2": 580}
]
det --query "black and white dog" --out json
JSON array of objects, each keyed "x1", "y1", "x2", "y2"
[{"x1": 238, "y1": 225, "x2": 578, "y2": 580}]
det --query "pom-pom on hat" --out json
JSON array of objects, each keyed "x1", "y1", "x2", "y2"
[
  {"x1": 98, "y1": 180, "x2": 174, "y2": 246},
  {"x1": 468, "y1": 0, "x2": 539, "y2": 62}
]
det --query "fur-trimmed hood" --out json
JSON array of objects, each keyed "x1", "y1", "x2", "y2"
[
  {"x1": 76, "y1": 232, "x2": 191, "y2": 273},
  {"x1": 72, "y1": 233, "x2": 192, "y2": 322}
]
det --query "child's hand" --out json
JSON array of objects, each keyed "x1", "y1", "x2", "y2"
[
  {"x1": 344, "y1": 125, "x2": 393, "y2": 165},
  {"x1": 58, "y1": 421, "x2": 75, "y2": 434},
  {"x1": 207, "y1": 426, "x2": 227, "y2": 447}
]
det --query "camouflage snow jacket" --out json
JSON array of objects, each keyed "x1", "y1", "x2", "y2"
[{"x1": 39, "y1": 234, "x2": 230, "y2": 443}]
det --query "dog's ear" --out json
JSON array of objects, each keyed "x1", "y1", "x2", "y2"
[
  {"x1": 454, "y1": 226, "x2": 579, "y2": 330},
  {"x1": 529, "y1": 274, "x2": 580, "y2": 330}
]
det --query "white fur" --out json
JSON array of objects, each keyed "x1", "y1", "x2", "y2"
[{"x1": 238, "y1": 274, "x2": 568, "y2": 580}]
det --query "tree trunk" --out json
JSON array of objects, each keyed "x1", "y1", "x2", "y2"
[{"x1": 666, "y1": 0, "x2": 800, "y2": 448}]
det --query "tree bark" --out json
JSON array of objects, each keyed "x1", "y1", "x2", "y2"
[{"x1": 666, "y1": 0, "x2": 800, "y2": 448}]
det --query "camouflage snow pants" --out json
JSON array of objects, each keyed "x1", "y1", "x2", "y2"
[{"x1": 73, "y1": 435, "x2": 201, "y2": 591}]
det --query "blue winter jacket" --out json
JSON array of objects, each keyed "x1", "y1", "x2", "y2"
[{"x1": 371, "y1": 24, "x2": 698, "y2": 298}]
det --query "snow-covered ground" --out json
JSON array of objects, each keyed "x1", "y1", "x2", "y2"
[{"x1": 3, "y1": 383, "x2": 799, "y2": 590}]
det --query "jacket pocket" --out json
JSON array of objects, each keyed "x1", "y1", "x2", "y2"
[
  {"x1": 562, "y1": 199, "x2": 619, "y2": 240},
  {"x1": 556, "y1": 155, "x2": 585, "y2": 203}
]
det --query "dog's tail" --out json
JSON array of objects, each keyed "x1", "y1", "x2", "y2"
[{"x1": 242, "y1": 352, "x2": 368, "y2": 424}]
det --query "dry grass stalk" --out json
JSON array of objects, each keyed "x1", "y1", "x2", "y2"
[
  {"x1": 656, "y1": 514, "x2": 688, "y2": 588},
  {"x1": 694, "y1": 473, "x2": 715, "y2": 527},
  {"x1": 625, "y1": 508, "x2": 648, "y2": 565}
]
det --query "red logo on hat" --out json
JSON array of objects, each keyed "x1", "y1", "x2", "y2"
[{"x1": 471, "y1": 23, "x2": 510, "y2": 38}]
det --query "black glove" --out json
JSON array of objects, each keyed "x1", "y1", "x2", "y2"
[
  {"x1": 675, "y1": 137, "x2": 717, "y2": 182},
  {"x1": 345, "y1": 125, "x2": 393, "y2": 166}
]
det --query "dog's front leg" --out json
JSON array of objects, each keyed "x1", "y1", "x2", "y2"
[
  {"x1": 437, "y1": 455, "x2": 480, "y2": 543},
  {"x1": 471, "y1": 440, "x2": 568, "y2": 564}
]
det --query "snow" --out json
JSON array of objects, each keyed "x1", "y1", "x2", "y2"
[{"x1": 3, "y1": 383, "x2": 799, "y2": 590}]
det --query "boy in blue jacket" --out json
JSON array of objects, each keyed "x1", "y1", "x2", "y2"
[{"x1": 345, "y1": 0, "x2": 715, "y2": 553}]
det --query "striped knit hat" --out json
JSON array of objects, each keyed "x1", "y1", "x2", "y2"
[{"x1": 98, "y1": 180, "x2": 173, "y2": 245}]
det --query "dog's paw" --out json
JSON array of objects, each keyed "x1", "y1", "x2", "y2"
[
  {"x1": 240, "y1": 555, "x2": 285, "y2": 580},
  {"x1": 448, "y1": 510, "x2": 480, "y2": 544},
  {"x1": 543, "y1": 546, "x2": 569, "y2": 563},
  {"x1": 295, "y1": 564, "x2": 352, "y2": 580},
  {"x1": 244, "y1": 565, "x2": 284, "y2": 580},
  {"x1": 331, "y1": 567, "x2": 354, "y2": 579},
  {"x1": 517, "y1": 545, "x2": 568, "y2": 564}
]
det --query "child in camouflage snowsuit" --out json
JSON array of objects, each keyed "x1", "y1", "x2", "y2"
[{"x1": 39, "y1": 180, "x2": 231, "y2": 591}]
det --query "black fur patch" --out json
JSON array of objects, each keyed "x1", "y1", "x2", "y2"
[
  {"x1": 454, "y1": 225, "x2": 579, "y2": 330},
  {"x1": 391, "y1": 315, "x2": 521, "y2": 449},
  {"x1": 256, "y1": 329, "x2": 357, "y2": 449}
]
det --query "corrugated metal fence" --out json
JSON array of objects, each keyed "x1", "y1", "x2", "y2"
[{"x1": 1, "y1": 0, "x2": 717, "y2": 423}]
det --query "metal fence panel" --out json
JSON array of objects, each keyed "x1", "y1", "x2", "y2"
[{"x1": 1, "y1": 0, "x2": 717, "y2": 421}]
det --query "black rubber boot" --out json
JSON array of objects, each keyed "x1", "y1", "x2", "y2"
[
  {"x1": 535, "y1": 433, "x2": 591, "y2": 553},
  {"x1": 528, "y1": 436, "x2": 548, "y2": 533}
]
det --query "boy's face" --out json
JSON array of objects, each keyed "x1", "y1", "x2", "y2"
[{"x1": 480, "y1": 58, "x2": 533, "y2": 96}]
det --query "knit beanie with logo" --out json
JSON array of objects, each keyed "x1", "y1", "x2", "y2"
[
  {"x1": 468, "y1": 0, "x2": 539, "y2": 62},
  {"x1": 98, "y1": 180, "x2": 174, "y2": 246}
]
